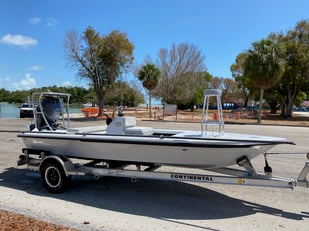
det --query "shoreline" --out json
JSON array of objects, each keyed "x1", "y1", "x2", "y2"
[{"x1": 0, "y1": 110, "x2": 308, "y2": 128}]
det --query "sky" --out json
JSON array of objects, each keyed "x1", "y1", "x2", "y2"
[{"x1": 0, "y1": 0, "x2": 308, "y2": 92}]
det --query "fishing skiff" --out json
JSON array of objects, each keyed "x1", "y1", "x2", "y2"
[
  {"x1": 18, "y1": 91, "x2": 293, "y2": 169},
  {"x1": 17, "y1": 90, "x2": 308, "y2": 192}
]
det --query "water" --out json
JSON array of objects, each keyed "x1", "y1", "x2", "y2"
[
  {"x1": 0, "y1": 102, "x2": 20, "y2": 118},
  {"x1": 0, "y1": 102, "x2": 82, "y2": 118}
]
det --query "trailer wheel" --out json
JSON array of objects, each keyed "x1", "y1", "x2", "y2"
[{"x1": 40, "y1": 162, "x2": 69, "y2": 193}]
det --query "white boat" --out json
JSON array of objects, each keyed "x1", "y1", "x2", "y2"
[
  {"x1": 18, "y1": 90, "x2": 293, "y2": 169},
  {"x1": 17, "y1": 90, "x2": 309, "y2": 193}
]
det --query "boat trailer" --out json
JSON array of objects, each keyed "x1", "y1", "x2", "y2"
[{"x1": 17, "y1": 148, "x2": 309, "y2": 193}]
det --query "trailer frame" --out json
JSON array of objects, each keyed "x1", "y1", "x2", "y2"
[{"x1": 18, "y1": 148, "x2": 309, "y2": 193}]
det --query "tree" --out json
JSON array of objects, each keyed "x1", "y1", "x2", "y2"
[
  {"x1": 208, "y1": 77, "x2": 242, "y2": 106},
  {"x1": 105, "y1": 81, "x2": 144, "y2": 107},
  {"x1": 221, "y1": 78, "x2": 242, "y2": 103},
  {"x1": 231, "y1": 52, "x2": 251, "y2": 107},
  {"x1": 181, "y1": 71, "x2": 211, "y2": 110},
  {"x1": 155, "y1": 43, "x2": 207, "y2": 105},
  {"x1": 136, "y1": 63, "x2": 161, "y2": 117},
  {"x1": 0, "y1": 88, "x2": 10, "y2": 102},
  {"x1": 232, "y1": 20, "x2": 309, "y2": 118},
  {"x1": 64, "y1": 27, "x2": 134, "y2": 116},
  {"x1": 273, "y1": 20, "x2": 309, "y2": 118},
  {"x1": 244, "y1": 39, "x2": 285, "y2": 123}
]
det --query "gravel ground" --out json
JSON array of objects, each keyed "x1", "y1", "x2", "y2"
[
  {"x1": 0, "y1": 209, "x2": 76, "y2": 231},
  {"x1": 0, "y1": 117, "x2": 308, "y2": 231}
]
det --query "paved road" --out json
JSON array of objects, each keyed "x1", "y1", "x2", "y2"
[{"x1": 0, "y1": 118, "x2": 308, "y2": 231}]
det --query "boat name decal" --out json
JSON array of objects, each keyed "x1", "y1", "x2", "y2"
[{"x1": 170, "y1": 174, "x2": 213, "y2": 182}]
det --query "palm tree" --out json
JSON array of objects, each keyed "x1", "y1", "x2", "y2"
[
  {"x1": 137, "y1": 64, "x2": 161, "y2": 117},
  {"x1": 244, "y1": 39, "x2": 284, "y2": 123}
]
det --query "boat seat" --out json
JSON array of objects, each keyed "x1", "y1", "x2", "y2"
[{"x1": 125, "y1": 127, "x2": 153, "y2": 135}]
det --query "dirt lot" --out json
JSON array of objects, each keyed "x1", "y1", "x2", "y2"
[{"x1": 0, "y1": 116, "x2": 308, "y2": 231}]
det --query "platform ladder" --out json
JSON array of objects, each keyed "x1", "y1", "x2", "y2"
[{"x1": 201, "y1": 89, "x2": 224, "y2": 136}]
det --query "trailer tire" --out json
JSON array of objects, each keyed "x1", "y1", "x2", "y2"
[{"x1": 40, "y1": 162, "x2": 70, "y2": 193}]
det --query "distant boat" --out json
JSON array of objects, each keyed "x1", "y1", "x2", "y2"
[
  {"x1": 82, "y1": 102, "x2": 96, "y2": 108},
  {"x1": 81, "y1": 106, "x2": 99, "y2": 118}
]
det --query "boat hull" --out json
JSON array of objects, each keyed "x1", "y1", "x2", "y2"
[{"x1": 18, "y1": 131, "x2": 288, "y2": 169}]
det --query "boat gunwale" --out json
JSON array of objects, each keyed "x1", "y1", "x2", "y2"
[{"x1": 17, "y1": 130, "x2": 294, "y2": 147}]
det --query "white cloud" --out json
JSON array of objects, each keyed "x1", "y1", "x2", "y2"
[
  {"x1": 0, "y1": 34, "x2": 38, "y2": 47},
  {"x1": 46, "y1": 17, "x2": 59, "y2": 27},
  {"x1": 29, "y1": 16, "x2": 59, "y2": 27},
  {"x1": 28, "y1": 65, "x2": 43, "y2": 71},
  {"x1": 12, "y1": 74, "x2": 36, "y2": 90},
  {"x1": 0, "y1": 76, "x2": 12, "y2": 88},
  {"x1": 61, "y1": 81, "x2": 72, "y2": 87},
  {"x1": 30, "y1": 17, "x2": 42, "y2": 24}
]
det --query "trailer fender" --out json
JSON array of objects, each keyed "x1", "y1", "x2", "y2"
[{"x1": 39, "y1": 155, "x2": 73, "y2": 177}]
